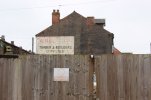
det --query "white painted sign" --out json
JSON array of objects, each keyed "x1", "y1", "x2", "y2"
[
  {"x1": 36, "y1": 36, "x2": 74, "y2": 54},
  {"x1": 54, "y1": 68, "x2": 69, "y2": 81}
]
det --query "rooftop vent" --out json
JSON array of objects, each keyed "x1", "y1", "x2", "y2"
[{"x1": 94, "y1": 19, "x2": 105, "y2": 26}]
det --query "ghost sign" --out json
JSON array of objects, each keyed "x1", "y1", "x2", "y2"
[{"x1": 36, "y1": 36, "x2": 74, "y2": 54}]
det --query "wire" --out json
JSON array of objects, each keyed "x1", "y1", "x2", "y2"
[
  {"x1": 0, "y1": 0, "x2": 115, "y2": 12},
  {"x1": 0, "y1": 5, "x2": 56, "y2": 12},
  {"x1": 62, "y1": 0, "x2": 115, "y2": 6}
]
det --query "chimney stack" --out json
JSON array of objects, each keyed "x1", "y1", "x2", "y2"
[
  {"x1": 52, "y1": 9, "x2": 60, "y2": 25},
  {"x1": 1, "y1": 35, "x2": 5, "y2": 41},
  {"x1": 86, "y1": 17, "x2": 94, "y2": 26},
  {"x1": 11, "y1": 41, "x2": 14, "y2": 45}
]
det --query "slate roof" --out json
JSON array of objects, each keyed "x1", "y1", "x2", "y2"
[
  {"x1": 36, "y1": 11, "x2": 112, "y2": 37},
  {"x1": 0, "y1": 39, "x2": 31, "y2": 54}
]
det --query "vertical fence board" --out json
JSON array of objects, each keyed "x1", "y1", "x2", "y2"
[
  {"x1": 95, "y1": 55, "x2": 107, "y2": 100},
  {"x1": 143, "y1": 55, "x2": 150, "y2": 100},
  {"x1": 117, "y1": 55, "x2": 125, "y2": 100},
  {"x1": 0, "y1": 59, "x2": 3, "y2": 100},
  {"x1": 149, "y1": 55, "x2": 151, "y2": 100}
]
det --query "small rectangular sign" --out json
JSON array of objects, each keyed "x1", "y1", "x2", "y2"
[
  {"x1": 54, "y1": 68, "x2": 69, "y2": 81},
  {"x1": 36, "y1": 36, "x2": 74, "y2": 54}
]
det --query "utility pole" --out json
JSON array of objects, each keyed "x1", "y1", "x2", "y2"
[
  {"x1": 32, "y1": 37, "x2": 34, "y2": 54},
  {"x1": 150, "y1": 43, "x2": 151, "y2": 54}
]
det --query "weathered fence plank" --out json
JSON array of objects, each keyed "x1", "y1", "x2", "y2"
[{"x1": 95, "y1": 54, "x2": 151, "y2": 100}]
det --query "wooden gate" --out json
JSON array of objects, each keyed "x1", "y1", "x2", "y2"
[
  {"x1": 0, "y1": 55, "x2": 94, "y2": 100},
  {"x1": 95, "y1": 54, "x2": 151, "y2": 100}
]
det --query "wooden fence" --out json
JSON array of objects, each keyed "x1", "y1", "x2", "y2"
[
  {"x1": 0, "y1": 55, "x2": 94, "y2": 100},
  {"x1": 1, "y1": 54, "x2": 151, "y2": 100},
  {"x1": 95, "y1": 54, "x2": 151, "y2": 100}
]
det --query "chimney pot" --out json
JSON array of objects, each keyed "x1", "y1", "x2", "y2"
[{"x1": 53, "y1": 9, "x2": 55, "y2": 12}]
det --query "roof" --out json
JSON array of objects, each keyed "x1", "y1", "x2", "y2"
[
  {"x1": 36, "y1": 11, "x2": 113, "y2": 37},
  {"x1": 0, "y1": 39, "x2": 31, "y2": 54},
  {"x1": 113, "y1": 47, "x2": 121, "y2": 55}
]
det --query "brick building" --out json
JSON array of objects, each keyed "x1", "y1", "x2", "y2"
[{"x1": 36, "y1": 10, "x2": 114, "y2": 55}]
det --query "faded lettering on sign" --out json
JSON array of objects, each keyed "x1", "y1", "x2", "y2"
[{"x1": 36, "y1": 36, "x2": 74, "y2": 54}]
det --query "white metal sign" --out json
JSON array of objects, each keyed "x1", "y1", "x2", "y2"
[
  {"x1": 36, "y1": 36, "x2": 74, "y2": 54},
  {"x1": 54, "y1": 68, "x2": 69, "y2": 81}
]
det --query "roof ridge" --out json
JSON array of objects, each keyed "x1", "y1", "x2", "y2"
[{"x1": 60, "y1": 11, "x2": 86, "y2": 21}]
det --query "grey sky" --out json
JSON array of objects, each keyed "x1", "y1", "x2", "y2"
[{"x1": 0, "y1": 0, "x2": 151, "y2": 54}]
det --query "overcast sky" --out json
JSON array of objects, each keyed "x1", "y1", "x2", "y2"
[{"x1": 0, "y1": 0, "x2": 151, "y2": 54}]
